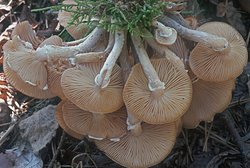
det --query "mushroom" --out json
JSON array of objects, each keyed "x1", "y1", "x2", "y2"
[
  {"x1": 3, "y1": 36, "x2": 48, "y2": 90},
  {"x1": 189, "y1": 22, "x2": 248, "y2": 82},
  {"x1": 11, "y1": 21, "x2": 42, "y2": 49},
  {"x1": 95, "y1": 121, "x2": 177, "y2": 168},
  {"x1": 57, "y1": 0, "x2": 89, "y2": 40},
  {"x1": 152, "y1": 20, "x2": 177, "y2": 46},
  {"x1": 55, "y1": 101, "x2": 85, "y2": 139},
  {"x1": 182, "y1": 78, "x2": 235, "y2": 129},
  {"x1": 2, "y1": 53, "x2": 55, "y2": 99},
  {"x1": 61, "y1": 100, "x2": 127, "y2": 140},
  {"x1": 124, "y1": 35, "x2": 192, "y2": 124},
  {"x1": 61, "y1": 62, "x2": 124, "y2": 113},
  {"x1": 61, "y1": 31, "x2": 125, "y2": 113}
]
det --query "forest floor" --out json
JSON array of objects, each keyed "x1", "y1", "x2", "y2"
[{"x1": 0, "y1": 0, "x2": 250, "y2": 167}]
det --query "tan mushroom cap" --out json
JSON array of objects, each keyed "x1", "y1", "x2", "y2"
[
  {"x1": 11, "y1": 21, "x2": 42, "y2": 48},
  {"x1": 3, "y1": 56, "x2": 55, "y2": 99},
  {"x1": 123, "y1": 58, "x2": 192, "y2": 124},
  {"x1": 189, "y1": 22, "x2": 248, "y2": 82},
  {"x1": 3, "y1": 36, "x2": 47, "y2": 90},
  {"x1": 62, "y1": 101, "x2": 127, "y2": 139},
  {"x1": 182, "y1": 79, "x2": 235, "y2": 129},
  {"x1": 58, "y1": 0, "x2": 88, "y2": 40},
  {"x1": 55, "y1": 101, "x2": 84, "y2": 139},
  {"x1": 95, "y1": 122, "x2": 177, "y2": 168},
  {"x1": 38, "y1": 35, "x2": 63, "y2": 47},
  {"x1": 61, "y1": 62, "x2": 124, "y2": 113}
]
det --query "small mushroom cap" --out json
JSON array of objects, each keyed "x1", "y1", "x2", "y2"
[
  {"x1": 3, "y1": 36, "x2": 47, "y2": 89},
  {"x1": 55, "y1": 101, "x2": 85, "y2": 139},
  {"x1": 3, "y1": 55, "x2": 55, "y2": 99},
  {"x1": 61, "y1": 62, "x2": 124, "y2": 113},
  {"x1": 155, "y1": 27, "x2": 177, "y2": 46},
  {"x1": 62, "y1": 101, "x2": 127, "y2": 139},
  {"x1": 57, "y1": 0, "x2": 89, "y2": 40},
  {"x1": 123, "y1": 58, "x2": 192, "y2": 124},
  {"x1": 95, "y1": 122, "x2": 177, "y2": 168},
  {"x1": 182, "y1": 79, "x2": 235, "y2": 129},
  {"x1": 189, "y1": 22, "x2": 248, "y2": 82},
  {"x1": 38, "y1": 35, "x2": 63, "y2": 47},
  {"x1": 11, "y1": 21, "x2": 42, "y2": 48}
]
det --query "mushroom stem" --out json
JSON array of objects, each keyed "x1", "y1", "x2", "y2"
[
  {"x1": 152, "y1": 20, "x2": 177, "y2": 45},
  {"x1": 36, "y1": 27, "x2": 106, "y2": 61},
  {"x1": 131, "y1": 35, "x2": 165, "y2": 91},
  {"x1": 127, "y1": 112, "x2": 142, "y2": 136},
  {"x1": 159, "y1": 16, "x2": 229, "y2": 51},
  {"x1": 63, "y1": 35, "x2": 89, "y2": 46},
  {"x1": 75, "y1": 32, "x2": 115, "y2": 63},
  {"x1": 94, "y1": 30, "x2": 125, "y2": 88}
]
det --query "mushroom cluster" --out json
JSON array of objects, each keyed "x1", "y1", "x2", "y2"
[{"x1": 2, "y1": 0, "x2": 248, "y2": 167}]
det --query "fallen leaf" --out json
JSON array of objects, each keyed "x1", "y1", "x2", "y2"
[{"x1": 18, "y1": 105, "x2": 58, "y2": 153}]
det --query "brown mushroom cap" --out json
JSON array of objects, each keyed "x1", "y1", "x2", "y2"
[
  {"x1": 189, "y1": 22, "x2": 248, "y2": 82},
  {"x1": 57, "y1": 0, "x2": 88, "y2": 40},
  {"x1": 123, "y1": 58, "x2": 192, "y2": 124},
  {"x1": 62, "y1": 100, "x2": 127, "y2": 139},
  {"x1": 55, "y1": 101, "x2": 84, "y2": 139},
  {"x1": 95, "y1": 122, "x2": 177, "y2": 168},
  {"x1": 3, "y1": 36, "x2": 47, "y2": 90},
  {"x1": 38, "y1": 35, "x2": 63, "y2": 47},
  {"x1": 182, "y1": 79, "x2": 235, "y2": 129},
  {"x1": 61, "y1": 62, "x2": 124, "y2": 113},
  {"x1": 11, "y1": 21, "x2": 42, "y2": 48},
  {"x1": 3, "y1": 55, "x2": 55, "y2": 99}
]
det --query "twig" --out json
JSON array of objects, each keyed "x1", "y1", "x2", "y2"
[
  {"x1": 48, "y1": 131, "x2": 65, "y2": 168},
  {"x1": 0, "y1": 123, "x2": 16, "y2": 147}
]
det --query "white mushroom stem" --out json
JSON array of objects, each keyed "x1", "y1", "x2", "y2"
[
  {"x1": 131, "y1": 35, "x2": 165, "y2": 92},
  {"x1": 36, "y1": 27, "x2": 105, "y2": 61},
  {"x1": 63, "y1": 34, "x2": 90, "y2": 46},
  {"x1": 152, "y1": 20, "x2": 177, "y2": 45},
  {"x1": 94, "y1": 30, "x2": 125, "y2": 88},
  {"x1": 127, "y1": 112, "x2": 142, "y2": 136},
  {"x1": 75, "y1": 32, "x2": 115, "y2": 63},
  {"x1": 144, "y1": 35, "x2": 185, "y2": 69},
  {"x1": 159, "y1": 16, "x2": 229, "y2": 51}
]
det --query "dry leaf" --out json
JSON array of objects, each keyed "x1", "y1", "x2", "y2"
[{"x1": 18, "y1": 105, "x2": 58, "y2": 154}]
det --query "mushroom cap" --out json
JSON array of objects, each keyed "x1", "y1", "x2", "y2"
[
  {"x1": 123, "y1": 58, "x2": 192, "y2": 124},
  {"x1": 61, "y1": 62, "x2": 124, "y2": 113},
  {"x1": 95, "y1": 122, "x2": 177, "y2": 168},
  {"x1": 11, "y1": 21, "x2": 42, "y2": 48},
  {"x1": 3, "y1": 54, "x2": 55, "y2": 99},
  {"x1": 3, "y1": 36, "x2": 47, "y2": 90},
  {"x1": 182, "y1": 79, "x2": 235, "y2": 129},
  {"x1": 57, "y1": 0, "x2": 88, "y2": 40},
  {"x1": 155, "y1": 27, "x2": 177, "y2": 46},
  {"x1": 55, "y1": 101, "x2": 85, "y2": 139},
  {"x1": 62, "y1": 100, "x2": 127, "y2": 140},
  {"x1": 38, "y1": 35, "x2": 63, "y2": 47},
  {"x1": 189, "y1": 22, "x2": 248, "y2": 82}
]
